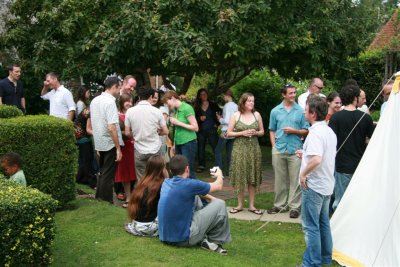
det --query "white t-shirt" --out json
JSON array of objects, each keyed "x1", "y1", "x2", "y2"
[
  {"x1": 41, "y1": 85, "x2": 76, "y2": 119},
  {"x1": 90, "y1": 92, "x2": 124, "y2": 151},
  {"x1": 125, "y1": 100, "x2": 167, "y2": 154},
  {"x1": 298, "y1": 90, "x2": 326, "y2": 109},
  {"x1": 300, "y1": 121, "x2": 337, "y2": 195}
]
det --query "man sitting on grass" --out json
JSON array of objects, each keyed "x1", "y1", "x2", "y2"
[{"x1": 158, "y1": 155, "x2": 231, "y2": 255}]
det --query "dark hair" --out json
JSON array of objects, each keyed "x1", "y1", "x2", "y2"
[
  {"x1": 7, "y1": 63, "x2": 20, "y2": 72},
  {"x1": 0, "y1": 152, "x2": 22, "y2": 168},
  {"x1": 340, "y1": 85, "x2": 360, "y2": 106},
  {"x1": 162, "y1": 90, "x2": 179, "y2": 103},
  {"x1": 169, "y1": 155, "x2": 188, "y2": 176},
  {"x1": 238, "y1": 92, "x2": 255, "y2": 113},
  {"x1": 223, "y1": 89, "x2": 234, "y2": 98},
  {"x1": 281, "y1": 83, "x2": 296, "y2": 95},
  {"x1": 344, "y1": 79, "x2": 359, "y2": 87},
  {"x1": 195, "y1": 88, "x2": 209, "y2": 107},
  {"x1": 154, "y1": 89, "x2": 164, "y2": 108},
  {"x1": 46, "y1": 72, "x2": 59, "y2": 80},
  {"x1": 127, "y1": 155, "x2": 166, "y2": 220},
  {"x1": 104, "y1": 76, "x2": 121, "y2": 90},
  {"x1": 74, "y1": 86, "x2": 90, "y2": 104},
  {"x1": 137, "y1": 86, "x2": 155, "y2": 100},
  {"x1": 118, "y1": 93, "x2": 132, "y2": 112},
  {"x1": 306, "y1": 95, "x2": 328, "y2": 121},
  {"x1": 326, "y1": 91, "x2": 340, "y2": 103}
]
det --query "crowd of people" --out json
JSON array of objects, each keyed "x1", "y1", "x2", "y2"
[{"x1": 0, "y1": 64, "x2": 393, "y2": 264}]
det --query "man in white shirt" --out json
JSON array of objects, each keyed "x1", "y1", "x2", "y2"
[
  {"x1": 125, "y1": 86, "x2": 168, "y2": 180},
  {"x1": 298, "y1": 78, "x2": 325, "y2": 109},
  {"x1": 120, "y1": 75, "x2": 137, "y2": 95},
  {"x1": 90, "y1": 76, "x2": 124, "y2": 203},
  {"x1": 40, "y1": 72, "x2": 76, "y2": 120},
  {"x1": 297, "y1": 95, "x2": 337, "y2": 267}
]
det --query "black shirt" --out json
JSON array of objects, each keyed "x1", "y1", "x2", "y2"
[
  {"x1": 136, "y1": 188, "x2": 161, "y2": 222},
  {"x1": 329, "y1": 110, "x2": 374, "y2": 174},
  {"x1": 0, "y1": 78, "x2": 25, "y2": 112}
]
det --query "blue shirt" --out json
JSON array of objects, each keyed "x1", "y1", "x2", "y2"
[
  {"x1": 158, "y1": 177, "x2": 210, "y2": 242},
  {"x1": 269, "y1": 102, "x2": 309, "y2": 154}
]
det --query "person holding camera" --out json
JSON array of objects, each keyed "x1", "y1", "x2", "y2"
[{"x1": 157, "y1": 155, "x2": 231, "y2": 255}]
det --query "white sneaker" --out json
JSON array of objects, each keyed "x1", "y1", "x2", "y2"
[{"x1": 201, "y1": 239, "x2": 227, "y2": 255}]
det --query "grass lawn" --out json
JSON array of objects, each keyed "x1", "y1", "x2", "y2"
[
  {"x1": 51, "y1": 145, "x2": 341, "y2": 266},
  {"x1": 51, "y1": 197, "x2": 305, "y2": 267}
]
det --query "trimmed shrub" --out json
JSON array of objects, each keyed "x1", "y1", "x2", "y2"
[
  {"x1": 232, "y1": 69, "x2": 284, "y2": 145},
  {"x1": 0, "y1": 115, "x2": 77, "y2": 206},
  {"x1": 0, "y1": 179, "x2": 58, "y2": 266},
  {"x1": 348, "y1": 50, "x2": 387, "y2": 110},
  {"x1": 0, "y1": 105, "x2": 23, "y2": 118}
]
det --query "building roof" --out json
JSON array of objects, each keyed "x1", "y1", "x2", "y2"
[{"x1": 369, "y1": 10, "x2": 400, "y2": 51}]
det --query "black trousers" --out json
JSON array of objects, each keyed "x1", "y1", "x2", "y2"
[
  {"x1": 95, "y1": 147, "x2": 118, "y2": 203},
  {"x1": 76, "y1": 142, "x2": 97, "y2": 188}
]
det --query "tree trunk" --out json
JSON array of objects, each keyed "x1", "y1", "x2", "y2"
[{"x1": 181, "y1": 73, "x2": 194, "y2": 95}]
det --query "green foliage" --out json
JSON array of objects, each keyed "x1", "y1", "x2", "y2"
[
  {"x1": 0, "y1": 105, "x2": 23, "y2": 118},
  {"x1": 232, "y1": 69, "x2": 284, "y2": 144},
  {"x1": 370, "y1": 110, "x2": 380, "y2": 122},
  {"x1": 347, "y1": 49, "x2": 386, "y2": 110},
  {"x1": 0, "y1": 115, "x2": 77, "y2": 206},
  {"x1": 0, "y1": 179, "x2": 58, "y2": 266},
  {"x1": 0, "y1": 0, "x2": 383, "y2": 94}
]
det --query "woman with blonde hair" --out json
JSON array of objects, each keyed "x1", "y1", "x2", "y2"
[{"x1": 227, "y1": 92, "x2": 264, "y2": 214}]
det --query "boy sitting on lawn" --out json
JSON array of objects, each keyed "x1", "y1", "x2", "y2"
[
  {"x1": 158, "y1": 155, "x2": 231, "y2": 255},
  {"x1": 0, "y1": 152, "x2": 26, "y2": 186}
]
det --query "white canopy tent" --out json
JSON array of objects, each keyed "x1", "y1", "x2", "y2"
[{"x1": 331, "y1": 81, "x2": 400, "y2": 266}]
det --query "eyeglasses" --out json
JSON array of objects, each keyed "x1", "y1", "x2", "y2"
[
  {"x1": 314, "y1": 85, "x2": 323, "y2": 90},
  {"x1": 284, "y1": 83, "x2": 295, "y2": 88}
]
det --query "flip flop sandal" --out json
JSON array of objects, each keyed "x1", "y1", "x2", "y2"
[
  {"x1": 248, "y1": 209, "x2": 263, "y2": 215},
  {"x1": 229, "y1": 208, "x2": 243, "y2": 214}
]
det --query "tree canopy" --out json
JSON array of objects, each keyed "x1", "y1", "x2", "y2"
[{"x1": 0, "y1": 0, "x2": 386, "y2": 93}]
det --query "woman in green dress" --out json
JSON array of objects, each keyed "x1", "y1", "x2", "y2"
[{"x1": 227, "y1": 92, "x2": 264, "y2": 215}]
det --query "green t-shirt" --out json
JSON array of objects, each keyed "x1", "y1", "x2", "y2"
[
  {"x1": 174, "y1": 102, "x2": 197, "y2": 145},
  {"x1": 10, "y1": 170, "x2": 27, "y2": 187}
]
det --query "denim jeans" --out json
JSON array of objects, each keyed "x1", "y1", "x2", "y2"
[
  {"x1": 301, "y1": 188, "x2": 332, "y2": 267},
  {"x1": 214, "y1": 137, "x2": 234, "y2": 174},
  {"x1": 175, "y1": 140, "x2": 197, "y2": 179},
  {"x1": 332, "y1": 172, "x2": 353, "y2": 210},
  {"x1": 197, "y1": 128, "x2": 218, "y2": 168}
]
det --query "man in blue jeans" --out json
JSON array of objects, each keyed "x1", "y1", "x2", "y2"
[{"x1": 297, "y1": 95, "x2": 337, "y2": 266}]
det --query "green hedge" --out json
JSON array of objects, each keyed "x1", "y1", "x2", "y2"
[
  {"x1": 0, "y1": 115, "x2": 77, "y2": 206},
  {"x1": 0, "y1": 179, "x2": 58, "y2": 266},
  {"x1": 0, "y1": 105, "x2": 23, "y2": 118}
]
